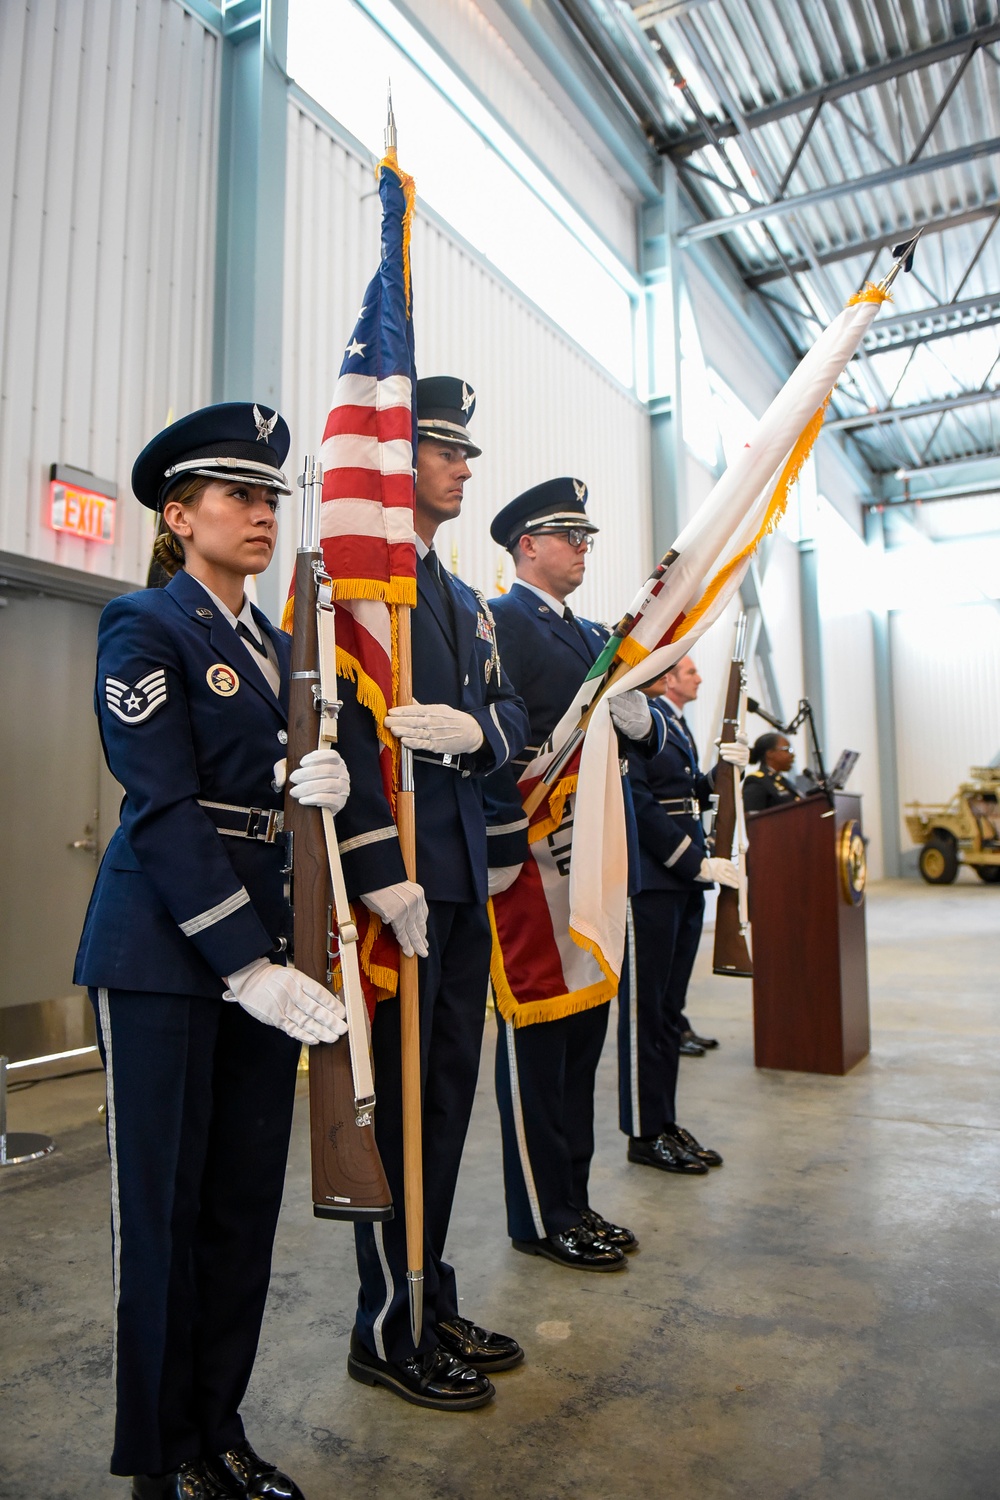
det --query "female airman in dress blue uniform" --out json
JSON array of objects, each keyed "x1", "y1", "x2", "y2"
[{"x1": 74, "y1": 405, "x2": 352, "y2": 1500}]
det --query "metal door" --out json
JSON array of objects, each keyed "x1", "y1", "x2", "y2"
[{"x1": 0, "y1": 589, "x2": 120, "y2": 1015}]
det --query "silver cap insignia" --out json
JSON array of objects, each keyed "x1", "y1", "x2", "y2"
[{"x1": 253, "y1": 404, "x2": 278, "y2": 443}]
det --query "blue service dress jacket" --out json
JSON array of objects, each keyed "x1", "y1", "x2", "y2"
[
  {"x1": 629, "y1": 697, "x2": 717, "y2": 893},
  {"x1": 334, "y1": 555, "x2": 530, "y2": 905},
  {"x1": 482, "y1": 581, "x2": 652, "y2": 880},
  {"x1": 73, "y1": 568, "x2": 386, "y2": 995}
]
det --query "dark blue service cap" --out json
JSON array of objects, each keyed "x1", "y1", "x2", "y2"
[
  {"x1": 416, "y1": 376, "x2": 482, "y2": 457},
  {"x1": 131, "y1": 402, "x2": 292, "y2": 510},
  {"x1": 490, "y1": 477, "x2": 599, "y2": 549}
]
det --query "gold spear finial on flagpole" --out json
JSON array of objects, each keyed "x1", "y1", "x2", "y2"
[
  {"x1": 385, "y1": 83, "x2": 397, "y2": 154},
  {"x1": 877, "y1": 227, "x2": 923, "y2": 295}
]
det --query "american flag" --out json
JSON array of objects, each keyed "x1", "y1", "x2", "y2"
[
  {"x1": 284, "y1": 147, "x2": 417, "y2": 1003},
  {"x1": 286, "y1": 148, "x2": 416, "y2": 776}
]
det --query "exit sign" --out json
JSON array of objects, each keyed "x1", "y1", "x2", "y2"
[{"x1": 48, "y1": 464, "x2": 117, "y2": 544}]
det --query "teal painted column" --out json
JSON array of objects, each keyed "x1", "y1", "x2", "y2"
[
  {"x1": 213, "y1": 0, "x2": 289, "y2": 405},
  {"x1": 797, "y1": 537, "x2": 827, "y2": 763},
  {"x1": 864, "y1": 505, "x2": 902, "y2": 876},
  {"x1": 213, "y1": 0, "x2": 289, "y2": 615},
  {"x1": 641, "y1": 166, "x2": 683, "y2": 566}
]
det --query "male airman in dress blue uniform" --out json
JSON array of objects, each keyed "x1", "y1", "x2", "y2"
[
  {"x1": 619, "y1": 658, "x2": 743, "y2": 1176},
  {"x1": 483, "y1": 479, "x2": 658, "y2": 1272},
  {"x1": 338, "y1": 377, "x2": 531, "y2": 1410}
]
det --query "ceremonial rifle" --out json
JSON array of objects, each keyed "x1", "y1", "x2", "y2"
[
  {"x1": 285, "y1": 456, "x2": 392, "y2": 1223},
  {"x1": 712, "y1": 614, "x2": 752, "y2": 978}
]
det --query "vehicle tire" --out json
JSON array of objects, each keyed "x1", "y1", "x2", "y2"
[
  {"x1": 918, "y1": 834, "x2": 958, "y2": 884},
  {"x1": 972, "y1": 864, "x2": 1000, "y2": 883}
]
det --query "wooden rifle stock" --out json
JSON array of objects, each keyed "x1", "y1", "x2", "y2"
[
  {"x1": 285, "y1": 542, "x2": 392, "y2": 1222},
  {"x1": 712, "y1": 621, "x2": 753, "y2": 979}
]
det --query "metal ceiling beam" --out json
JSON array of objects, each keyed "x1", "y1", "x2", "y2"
[
  {"x1": 661, "y1": 22, "x2": 1000, "y2": 159},
  {"x1": 826, "y1": 388, "x2": 1000, "y2": 429},
  {"x1": 744, "y1": 204, "x2": 1000, "y2": 286},
  {"x1": 860, "y1": 293, "x2": 1000, "y2": 352},
  {"x1": 677, "y1": 137, "x2": 1000, "y2": 244}
]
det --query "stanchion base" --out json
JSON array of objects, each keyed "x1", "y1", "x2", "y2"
[{"x1": 0, "y1": 1132, "x2": 55, "y2": 1167}]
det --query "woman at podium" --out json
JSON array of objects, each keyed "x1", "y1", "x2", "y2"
[{"x1": 743, "y1": 733, "x2": 805, "y2": 814}]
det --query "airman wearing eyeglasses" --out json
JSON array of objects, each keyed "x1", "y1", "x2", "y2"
[{"x1": 482, "y1": 478, "x2": 644, "y2": 1273}]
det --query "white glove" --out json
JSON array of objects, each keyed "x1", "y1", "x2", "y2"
[
  {"x1": 717, "y1": 732, "x2": 750, "y2": 768},
  {"x1": 287, "y1": 747, "x2": 351, "y2": 813},
  {"x1": 224, "y1": 957, "x2": 348, "y2": 1045},
  {"x1": 383, "y1": 701, "x2": 484, "y2": 755},
  {"x1": 698, "y1": 857, "x2": 739, "y2": 889},
  {"x1": 488, "y1": 864, "x2": 523, "y2": 896},
  {"x1": 361, "y1": 881, "x2": 429, "y2": 958},
  {"x1": 609, "y1": 690, "x2": 653, "y2": 742}
]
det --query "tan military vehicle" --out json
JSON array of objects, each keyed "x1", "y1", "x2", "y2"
[{"x1": 905, "y1": 764, "x2": 1000, "y2": 884}]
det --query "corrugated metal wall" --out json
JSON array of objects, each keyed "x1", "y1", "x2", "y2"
[
  {"x1": 281, "y1": 96, "x2": 652, "y2": 624},
  {"x1": 0, "y1": 0, "x2": 219, "y2": 586},
  {"x1": 892, "y1": 603, "x2": 1000, "y2": 857}
]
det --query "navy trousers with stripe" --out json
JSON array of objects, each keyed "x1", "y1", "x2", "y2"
[
  {"x1": 616, "y1": 888, "x2": 704, "y2": 1138},
  {"x1": 493, "y1": 1002, "x2": 610, "y2": 1242},
  {"x1": 354, "y1": 899, "x2": 492, "y2": 1364},
  {"x1": 89, "y1": 987, "x2": 300, "y2": 1477}
]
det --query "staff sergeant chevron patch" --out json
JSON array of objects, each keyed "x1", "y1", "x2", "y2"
[{"x1": 105, "y1": 669, "x2": 168, "y2": 724}]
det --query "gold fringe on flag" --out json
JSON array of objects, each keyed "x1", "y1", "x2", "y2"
[
  {"x1": 527, "y1": 774, "x2": 579, "y2": 844},
  {"x1": 378, "y1": 148, "x2": 416, "y2": 314},
  {"x1": 488, "y1": 901, "x2": 615, "y2": 1027}
]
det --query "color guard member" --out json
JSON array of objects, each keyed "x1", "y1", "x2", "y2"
[
  {"x1": 75, "y1": 404, "x2": 354, "y2": 1500},
  {"x1": 342, "y1": 378, "x2": 531, "y2": 1410}
]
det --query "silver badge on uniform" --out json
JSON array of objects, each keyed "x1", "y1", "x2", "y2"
[{"x1": 105, "y1": 669, "x2": 168, "y2": 725}]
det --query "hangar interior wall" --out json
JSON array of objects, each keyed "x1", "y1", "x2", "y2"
[
  {"x1": 0, "y1": 0, "x2": 219, "y2": 586},
  {"x1": 280, "y1": 96, "x2": 652, "y2": 627},
  {"x1": 891, "y1": 604, "x2": 1000, "y2": 852}
]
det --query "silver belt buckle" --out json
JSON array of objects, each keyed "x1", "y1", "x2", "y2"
[{"x1": 245, "y1": 807, "x2": 282, "y2": 842}]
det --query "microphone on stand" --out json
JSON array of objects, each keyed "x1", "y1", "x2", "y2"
[{"x1": 746, "y1": 696, "x2": 787, "y2": 732}]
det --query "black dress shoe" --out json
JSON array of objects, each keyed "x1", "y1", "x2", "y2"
[
  {"x1": 133, "y1": 1460, "x2": 238, "y2": 1499},
  {"x1": 683, "y1": 1027, "x2": 719, "y2": 1050},
  {"x1": 627, "y1": 1134, "x2": 708, "y2": 1174},
  {"x1": 347, "y1": 1329, "x2": 495, "y2": 1409},
  {"x1": 437, "y1": 1316, "x2": 524, "y2": 1371},
  {"x1": 511, "y1": 1224, "x2": 627, "y2": 1271},
  {"x1": 662, "y1": 1122, "x2": 723, "y2": 1167},
  {"x1": 580, "y1": 1206, "x2": 639, "y2": 1253},
  {"x1": 206, "y1": 1441, "x2": 305, "y2": 1499},
  {"x1": 679, "y1": 1037, "x2": 705, "y2": 1057}
]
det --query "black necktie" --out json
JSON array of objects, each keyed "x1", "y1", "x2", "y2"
[
  {"x1": 236, "y1": 621, "x2": 267, "y2": 658},
  {"x1": 423, "y1": 550, "x2": 455, "y2": 631},
  {"x1": 562, "y1": 606, "x2": 586, "y2": 641}
]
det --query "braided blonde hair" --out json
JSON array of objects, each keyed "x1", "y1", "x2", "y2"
[{"x1": 149, "y1": 475, "x2": 209, "y2": 579}]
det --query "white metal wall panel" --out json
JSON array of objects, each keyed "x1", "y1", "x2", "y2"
[
  {"x1": 0, "y1": 0, "x2": 219, "y2": 585},
  {"x1": 406, "y1": 0, "x2": 639, "y2": 267},
  {"x1": 280, "y1": 99, "x2": 650, "y2": 625},
  {"x1": 891, "y1": 604, "x2": 1000, "y2": 856}
]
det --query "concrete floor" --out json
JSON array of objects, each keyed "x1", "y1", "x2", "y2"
[{"x1": 2, "y1": 877, "x2": 999, "y2": 1500}]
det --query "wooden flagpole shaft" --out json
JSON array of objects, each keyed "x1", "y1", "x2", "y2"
[
  {"x1": 521, "y1": 656, "x2": 634, "y2": 820},
  {"x1": 395, "y1": 604, "x2": 424, "y2": 1347}
]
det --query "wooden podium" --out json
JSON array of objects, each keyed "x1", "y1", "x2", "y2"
[{"x1": 747, "y1": 792, "x2": 870, "y2": 1075}]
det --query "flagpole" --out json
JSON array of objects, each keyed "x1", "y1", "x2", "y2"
[
  {"x1": 386, "y1": 89, "x2": 425, "y2": 1350},
  {"x1": 522, "y1": 229, "x2": 921, "y2": 825}
]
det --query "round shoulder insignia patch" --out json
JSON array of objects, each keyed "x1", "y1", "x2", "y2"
[
  {"x1": 196, "y1": 606, "x2": 213, "y2": 619},
  {"x1": 207, "y1": 663, "x2": 240, "y2": 696}
]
